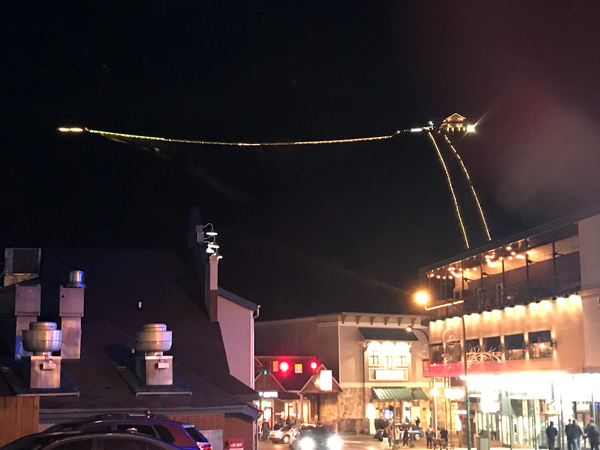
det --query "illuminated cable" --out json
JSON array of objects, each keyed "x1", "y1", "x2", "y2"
[
  {"x1": 427, "y1": 131, "x2": 470, "y2": 249},
  {"x1": 443, "y1": 134, "x2": 492, "y2": 241},
  {"x1": 84, "y1": 128, "x2": 396, "y2": 146}
]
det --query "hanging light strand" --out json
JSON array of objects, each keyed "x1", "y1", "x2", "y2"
[
  {"x1": 83, "y1": 128, "x2": 398, "y2": 146},
  {"x1": 443, "y1": 134, "x2": 492, "y2": 241}
]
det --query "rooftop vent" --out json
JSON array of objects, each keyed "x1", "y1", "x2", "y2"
[
  {"x1": 22, "y1": 322, "x2": 62, "y2": 389},
  {"x1": 65, "y1": 270, "x2": 86, "y2": 288},
  {"x1": 135, "y1": 324, "x2": 173, "y2": 385}
]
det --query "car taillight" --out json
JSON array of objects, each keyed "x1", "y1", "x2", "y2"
[{"x1": 197, "y1": 444, "x2": 212, "y2": 450}]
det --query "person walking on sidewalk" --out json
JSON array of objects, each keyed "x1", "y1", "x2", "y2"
[
  {"x1": 572, "y1": 419, "x2": 584, "y2": 450},
  {"x1": 585, "y1": 420, "x2": 599, "y2": 450},
  {"x1": 546, "y1": 421, "x2": 558, "y2": 450},
  {"x1": 426, "y1": 426, "x2": 435, "y2": 449}
]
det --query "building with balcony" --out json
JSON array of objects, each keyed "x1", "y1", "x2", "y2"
[
  {"x1": 419, "y1": 206, "x2": 600, "y2": 450},
  {"x1": 255, "y1": 313, "x2": 430, "y2": 433}
]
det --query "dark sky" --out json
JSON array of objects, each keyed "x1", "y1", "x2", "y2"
[{"x1": 2, "y1": 1, "x2": 600, "y2": 319}]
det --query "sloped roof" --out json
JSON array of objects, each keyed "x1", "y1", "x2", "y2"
[
  {"x1": 359, "y1": 328, "x2": 418, "y2": 341},
  {"x1": 12, "y1": 248, "x2": 257, "y2": 413},
  {"x1": 218, "y1": 288, "x2": 258, "y2": 312}
]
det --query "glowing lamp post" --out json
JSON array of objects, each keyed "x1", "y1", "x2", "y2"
[{"x1": 415, "y1": 291, "x2": 472, "y2": 450}]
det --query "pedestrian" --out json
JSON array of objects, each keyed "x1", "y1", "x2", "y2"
[
  {"x1": 415, "y1": 417, "x2": 421, "y2": 428},
  {"x1": 572, "y1": 419, "x2": 583, "y2": 450},
  {"x1": 426, "y1": 426, "x2": 434, "y2": 449},
  {"x1": 261, "y1": 421, "x2": 270, "y2": 441},
  {"x1": 567, "y1": 419, "x2": 575, "y2": 450},
  {"x1": 440, "y1": 428, "x2": 448, "y2": 443},
  {"x1": 586, "y1": 421, "x2": 599, "y2": 450},
  {"x1": 547, "y1": 421, "x2": 558, "y2": 450},
  {"x1": 385, "y1": 422, "x2": 393, "y2": 449},
  {"x1": 403, "y1": 427, "x2": 409, "y2": 448}
]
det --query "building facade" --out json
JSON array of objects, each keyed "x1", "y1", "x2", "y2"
[
  {"x1": 255, "y1": 313, "x2": 430, "y2": 433},
  {"x1": 420, "y1": 207, "x2": 600, "y2": 450}
]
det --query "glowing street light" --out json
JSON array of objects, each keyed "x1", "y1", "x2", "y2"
[
  {"x1": 466, "y1": 124, "x2": 476, "y2": 133},
  {"x1": 415, "y1": 291, "x2": 429, "y2": 305},
  {"x1": 57, "y1": 127, "x2": 85, "y2": 133}
]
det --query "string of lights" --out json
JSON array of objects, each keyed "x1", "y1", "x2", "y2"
[
  {"x1": 443, "y1": 134, "x2": 492, "y2": 241},
  {"x1": 58, "y1": 127, "x2": 408, "y2": 146},
  {"x1": 427, "y1": 131, "x2": 470, "y2": 249}
]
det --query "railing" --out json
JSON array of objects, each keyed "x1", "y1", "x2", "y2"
[{"x1": 426, "y1": 271, "x2": 581, "y2": 321}]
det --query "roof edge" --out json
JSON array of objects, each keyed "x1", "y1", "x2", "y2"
[{"x1": 217, "y1": 288, "x2": 258, "y2": 312}]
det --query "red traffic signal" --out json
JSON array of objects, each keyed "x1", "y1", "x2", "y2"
[
  {"x1": 279, "y1": 361, "x2": 290, "y2": 373},
  {"x1": 309, "y1": 361, "x2": 318, "y2": 371}
]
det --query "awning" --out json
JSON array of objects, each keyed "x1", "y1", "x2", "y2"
[
  {"x1": 373, "y1": 387, "x2": 414, "y2": 401},
  {"x1": 359, "y1": 328, "x2": 418, "y2": 341},
  {"x1": 411, "y1": 388, "x2": 429, "y2": 401}
]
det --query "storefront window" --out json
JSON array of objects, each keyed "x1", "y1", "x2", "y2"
[
  {"x1": 504, "y1": 334, "x2": 525, "y2": 360},
  {"x1": 483, "y1": 337, "x2": 502, "y2": 357},
  {"x1": 529, "y1": 330, "x2": 552, "y2": 359},
  {"x1": 445, "y1": 340, "x2": 463, "y2": 363},
  {"x1": 430, "y1": 344, "x2": 444, "y2": 363},
  {"x1": 369, "y1": 350, "x2": 380, "y2": 366}
]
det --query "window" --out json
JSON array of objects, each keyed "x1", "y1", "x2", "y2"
[
  {"x1": 154, "y1": 426, "x2": 175, "y2": 444},
  {"x1": 49, "y1": 439, "x2": 94, "y2": 450},
  {"x1": 368, "y1": 350, "x2": 379, "y2": 366},
  {"x1": 504, "y1": 334, "x2": 525, "y2": 360},
  {"x1": 397, "y1": 355, "x2": 408, "y2": 366},
  {"x1": 430, "y1": 344, "x2": 444, "y2": 363},
  {"x1": 529, "y1": 330, "x2": 553, "y2": 359},
  {"x1": 384, "y1": 355, "x2": 394, "y2": 366},
  {"x1": 116, "y1": 424, "x2": 156, "y2": 437},
  {"x1": 102, "y1": 438, "x2": 146, "y2": 450},
  {"x1": 495, "y1": 283, "x2": 503, "y2": 303},
  {"x1": 483, "y1": 337, "x2": 502, "y2": 356},
  {"x1": 465, "y1": 339, "x2": 480, "y2": 352}
]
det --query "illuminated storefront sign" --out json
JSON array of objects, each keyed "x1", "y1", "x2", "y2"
[
  {"x1": 375, "y1": 369, "x2": 408, "y2": 381},
  {"x1": 316, "y1": 370, "x2": 333, "y2": 391},
  {"x1": 259, "y1": 391, "x2": 278, "y2": 398}
]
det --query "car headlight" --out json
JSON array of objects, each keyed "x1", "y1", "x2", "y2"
[
  {"x1": 299, "y1": 438, "x2": 315, "y2": 450},
  {"x1": 327, "y1": 436, "x2": 342, "y2": 450}
]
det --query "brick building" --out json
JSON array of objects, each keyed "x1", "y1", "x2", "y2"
[{"x1": 255, "y1": 313, "x2": 430, "y2": 433}]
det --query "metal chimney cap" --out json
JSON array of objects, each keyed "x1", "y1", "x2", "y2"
[
  {"x1": 66, "y1": 270, "x2": 86, "y2": 288},
  {"x1": 22, "y1": 321, "x2": 62, "y2": 355}
]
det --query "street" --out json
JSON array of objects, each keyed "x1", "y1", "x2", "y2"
[{"x1": 259, "y1": 434, "x2": 428, "y2": 450}]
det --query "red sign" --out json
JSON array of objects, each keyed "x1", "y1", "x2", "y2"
[{"x1": 229, "y1": 438, "x2": 244, "y2": 450}]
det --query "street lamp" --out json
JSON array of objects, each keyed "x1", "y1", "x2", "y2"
[{"x1": 414, "y1": 291, "x2": 472, "y2": 450}]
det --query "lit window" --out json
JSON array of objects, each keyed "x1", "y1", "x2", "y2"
[
  {"x1": 368, "y1": 350, "x2": 379, "y2": 366},
  {"x1": 529, "y1": 330, "x2": 552, "y2": 359},
  {"x1": 504, "y1": 334, "x2": 525, "y2": 360},
  {"x1": 384, "y1": 355, "x2": 394, "y2": 366},
  {"x1": 397, "y1": 355, "x2": 407, "y2": 367}
]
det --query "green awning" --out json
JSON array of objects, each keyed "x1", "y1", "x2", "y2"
[
  {"x1": 411, "y1": 388, "x2": 429, "y2": 400},
  {"x1": 359, "y1": 328, "x2": 418, "y2": 341},
  {"x1": 373, "y1": 387, "x2": 414, "y2": 401}
]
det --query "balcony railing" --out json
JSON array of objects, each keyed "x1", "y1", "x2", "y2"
[{"x1": 426, "y1": 270, "x2": 581, "y2": 321}]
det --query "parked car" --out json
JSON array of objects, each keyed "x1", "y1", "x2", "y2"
[
  {"x1": 270, "y1": 424, "x2": 295, "y2": 444},
  {"x1": 0, "y1": 431, "x2": 183, "y2": 450},
  {"x1": 290, "y1": 426, "x2": 341, "y2": 450},
  {"x1": 271, "y1": 424, "x2": 316, "y2": 444},
  {"x1": 45, "y1": 413, "x2": 210, "y2": 450}
]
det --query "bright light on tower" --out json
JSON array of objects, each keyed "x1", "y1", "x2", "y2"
[
  {"x1": 466, "y1": 124, "x2": 476, "y2": 133},
  {"x1": 415, "y1": 291, "x2": 429, "y2": 305}
]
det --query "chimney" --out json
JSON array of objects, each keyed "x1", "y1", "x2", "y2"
[
  {"x1": 59, "y1": 271, "x2": 85, "y2": 359},
  {"x1": 135, "y1": 324, "x2": 173, "y2": 385},
  {"x1": 22, "y1": 322, "x2": 62, "y2": 389},
  {"x1": 4, "y1": 248, "x2": 41, "y2": 286},
  {"x1": 206, "y1": 255, "x2": 219, "y2": 321},
  {"x1": 0, "y1": 284, "x2": 42, "y2": 359}
]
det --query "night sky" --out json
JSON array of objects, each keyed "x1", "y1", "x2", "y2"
[{"x1": 3, "y1": 2, "x2": 600, "y2": 319}]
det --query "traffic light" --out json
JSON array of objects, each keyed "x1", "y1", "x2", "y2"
[
  {"x1": 309, "y1": 360, "x2": 318, "y2": 371},
  {"x1": 263, "y1": 369, "x2": 267, "y2": 375},
  {"x1": 279, "y1": 361, "x2": 290, "y2": 373}
]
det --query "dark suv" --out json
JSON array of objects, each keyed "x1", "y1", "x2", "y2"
[{"x1": 46, "y1": 414, "x2": 211, "y2": 450}]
